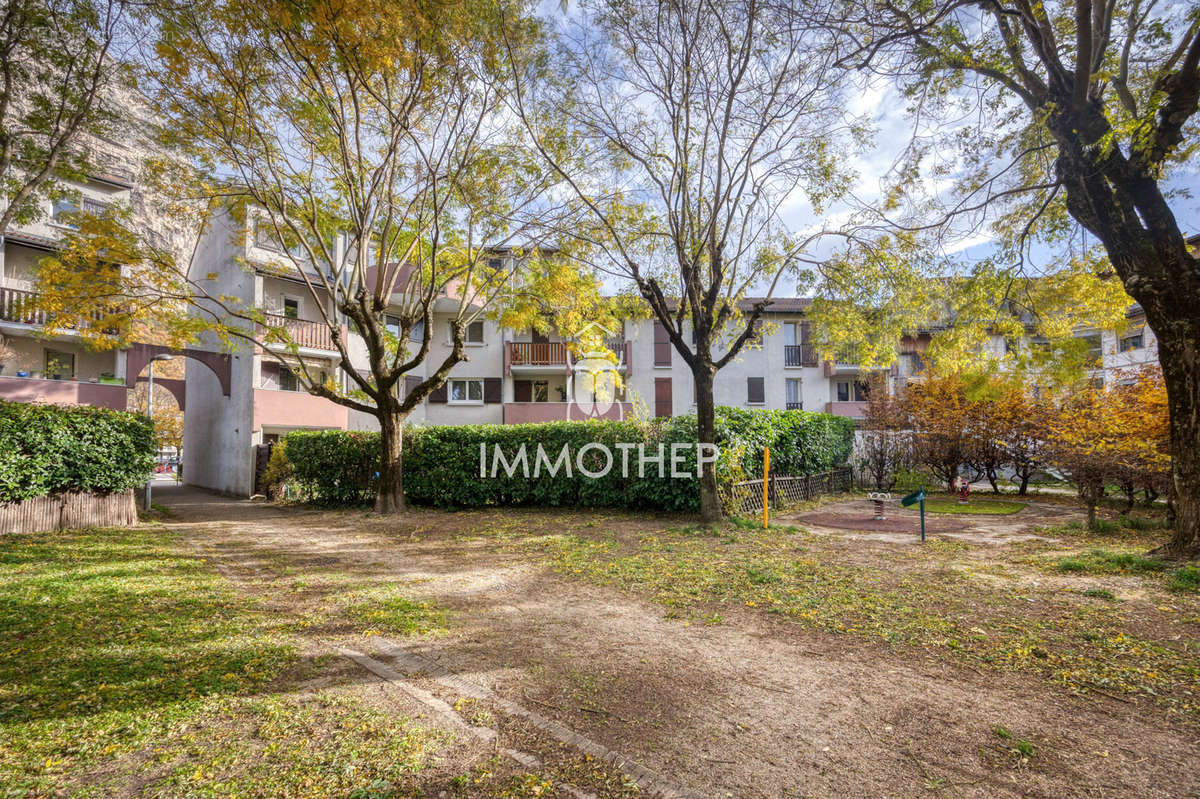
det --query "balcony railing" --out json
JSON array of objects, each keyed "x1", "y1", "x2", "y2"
[
  {"x1": 783, "y1": 344, "x2": 818, "y2": 367},
  {"x1": 785, "y1": 401, "x2": 803, "y2": 410},
  {"x1": 0, "y1": 287, "x2": 47, "y2": 326},
  {"x1": 260, "y1": 313, "x2": 335, "y2": 351},
  {"x1": 508, "y1": 341, "x2": 568, "y2": 366}
]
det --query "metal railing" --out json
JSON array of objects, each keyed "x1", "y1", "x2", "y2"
[
  {"x1": 260, "y1": 313, "x2": 335, "y2": 350},
  {"x1": 508, "y1": 341, "x2": 568, "y2": 365},
  {"x1": 783, "y1": 343, "x2": 818, "y2": 367},
  {"x1": 785, "y1": 401, "x2": 803, "y2": 410}
]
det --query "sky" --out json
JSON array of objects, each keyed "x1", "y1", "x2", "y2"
[{"x1": 539, "y1": 2, "x2": 1200, "y2": 300}]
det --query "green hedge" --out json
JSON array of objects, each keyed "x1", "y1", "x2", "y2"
[
  {"x1": 0, "y1": 401, "x2": 156, "y2": 501},
  {"x1": 283, "y1": 408, "x2": 854, "y2": 510}
]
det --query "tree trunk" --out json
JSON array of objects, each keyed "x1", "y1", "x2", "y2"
[
  {"x1": 694, "y1": 364, "x2": 721, "y2": 523},
  {"x1": 1017, "y1": 472, "x2": 1030, "y2": 496},
  {"x1": 375, "y1": 412, "x2": 405, "y2": 514},
  {"x1": 1156, "y1": 323, "x2": 1200, "y2": 556}
]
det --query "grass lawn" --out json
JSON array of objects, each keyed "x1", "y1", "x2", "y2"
[
  {"x1": 0, "y1": 526, "x2": 628, "y2": 798},
  {"x1": 923, "y1": 497, "x2": 1028, "y2": 514}
]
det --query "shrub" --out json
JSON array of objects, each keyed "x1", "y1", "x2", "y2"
[
  {"x1": 0, "y1": 400, "x2": 155, "y2": 501},
  {"x1": 284, "y1": 430, "x2": 380, "y2": 506},
  {"x1": 283, "y1": 408, "x2": 855, "y2": 510}
]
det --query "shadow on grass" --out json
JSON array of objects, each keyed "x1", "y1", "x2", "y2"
[{"x1": 0, "y1": 528, "x2": 295, "y2": 727}]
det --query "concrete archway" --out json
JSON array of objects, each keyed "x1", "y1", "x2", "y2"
[{"x1": 125, "y1": 343, "x2": 231, "y2": 399}]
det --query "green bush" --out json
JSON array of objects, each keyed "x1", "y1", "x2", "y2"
[
  {"x1": 0, "y1": 400, "x2": 155, "y2": 501},
  {"x1": 284, "y1": 430, "x2": 380, "y2": 506},
  {"x1": 283, "y1": 408, "x2": 854, "y2": 510}
]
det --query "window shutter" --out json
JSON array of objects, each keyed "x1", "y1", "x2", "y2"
[
  {"x1": 654, "y1": 377, "x2": 672, "y2": 417},
  {"x1": 483, "y1": 377, "x2": 502, "y2": 403},
  {"x1": 513, "y1": 380, "x2": 532, "y2": 402},
  {"x1": 653, "y1": 321, "x2": 671, "y2": 366},
  {"x1": 404, "y1": 376, "x2": 421, "y2": 398},
  {"x1": 429, "y1": 382, "x2": 448, "y2": 403},
  {"x1": 747, "y1": 377, "x2": 764, "y2": 404}
]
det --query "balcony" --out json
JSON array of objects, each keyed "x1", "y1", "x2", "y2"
[
  {"x1": 259, "y1": 313, "x2": 335, "y2": 351},
  {"x1": 783, "y1": 344, "x2": 818, "y2": 368},
  {"x1": 0, "y1": 374, "x2": 127, "y2": 410},
  {"x1": 253, "y1": 388, "x2": 348, "y2": 431},
  {"x1": 503, "y1": 401, "x2": 632, "y2": 424},
  {"x1": 507, "y1": 341, "x2": 569, "y2": 369},
  {"x1": 0, "y1": 287, "x2": 47, "y2": 326},
  {"x1": 825, "y1": 400, "x2": 868, "y2": 419}
]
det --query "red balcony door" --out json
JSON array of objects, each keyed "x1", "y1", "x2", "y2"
[{"x1": 654, "y1": 377, "x2": 672, "y2": 417}]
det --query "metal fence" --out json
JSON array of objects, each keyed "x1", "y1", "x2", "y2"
[{"x1": 720, "y1": 467, "x2": 854, "y2": 516}]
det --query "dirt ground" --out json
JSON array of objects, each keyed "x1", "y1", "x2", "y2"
[{"x1": 156, "y1": 485, "x2": 1200, "y2": 799}]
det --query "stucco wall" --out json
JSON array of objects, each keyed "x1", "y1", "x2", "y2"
[{"x1": 183, "y1": 211, "x2": 258, "y2": 496}]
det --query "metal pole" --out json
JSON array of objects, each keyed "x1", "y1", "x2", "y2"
[
  {"x1": 144, "y1": 361, "x2": 154, "y2": 511},
  {"x1": 920, "y1": 496, "x2": 926, "y2": 542},
  {"x1": 762, "y1": 447, "x2": 770, "y2": 529}
]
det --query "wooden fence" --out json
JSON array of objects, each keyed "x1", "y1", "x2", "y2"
[
  {"x1": 721, "y1": 467, "x2": 854, "y2": 517},
  {"x1": 0, "y1": 489, "x2": 137, "y2": 534}
]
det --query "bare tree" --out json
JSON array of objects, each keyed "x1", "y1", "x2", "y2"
[{"x1": 508, "y1": 0, "x2": 859, "y2": 520}]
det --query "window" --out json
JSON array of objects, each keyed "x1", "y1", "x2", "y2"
[
  {"x1": 282, "y1": 297, "x2": 300, "y2": 319},
  {"x1": 449, "y1": 378, "x2": 484, "y2": 403},
  {"x1": 255, "y1": 221, "x2": 285, "y2": 252},
  {"x1": 783, "y1": 322, "x2": 798, "y2": 346},
  {"x1": 279, "y1": 367, "x2": 298, "y2": 392},
  {"x1": 748, "y1": 320, "x2": 763, "y2": 345},
  {"x1": 451, "y1": 320, "x2": 485, "y2": 344},
  {"x1": 44, "y1": 350, "x2": 75, "y2": 379},
  {"x1": 410, "y1": 318, "x2": 425, "y2": 342},
  {"x1": 836, "y1": 380, "x2": 869, "y2": 402},
  {"x1": 385, "y1": 315, "x2": 401, "y2": 338},
  {"x1": 533, "y1": 380, "x2": 549, "y2": 402},
  {"x1": 467, "y1": 320, "x2": 484, "y2": 344},
  {"x1": 747, "y1": 376, "x2": 765, "y2": 405},
  {"x1": 785, "y1": 378, "x2": 801, "y2": 410},
  {"x1": 487, "y1": 257, "x2": 503, "y2": 271},
  {"x1": 1080, "y1": 333, "x2": 1102, "y2": 364},
  {"x1": 1120, "y1": 331, "x2": 1144, "y2": 351}
]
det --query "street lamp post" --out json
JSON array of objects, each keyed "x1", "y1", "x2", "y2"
[{"x1": 144, "y1": 354, "x2": 174, "y2": 511}]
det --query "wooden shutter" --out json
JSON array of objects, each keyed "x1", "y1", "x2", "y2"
[
  {"x1": 483, "y1": 377, "x2": 502, "y2": 403},
  {"x1": 404, "y1": 376, "x2": 421, "y2": 398},
  {"x1": 513, "y1": 379, "x2": 532, "y2": 402},
  {"x1": 747, "y1": 377, "x2": 764, "y2": 404},
  {"x1": 653, "y1": 321, "x2": 671, "y2": 366},
  {"x1": 429, "y1": 381, "x2": 448, "y2": 403},
  {"x1": 654, "y1": 377, "x2": 672, "y2": 417}
]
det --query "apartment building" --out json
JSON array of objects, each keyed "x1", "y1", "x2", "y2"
[{"x1": 0, "y1": 172, "x2": 137, "y2": 410}]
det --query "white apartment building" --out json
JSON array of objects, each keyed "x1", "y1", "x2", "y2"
[{"x1": 0, "y1": 169, "x2": 144, "y2": 410}]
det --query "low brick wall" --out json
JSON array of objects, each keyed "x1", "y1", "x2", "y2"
[{"x1": 0, "y1": 489, "x2": 137, "y2": 533}]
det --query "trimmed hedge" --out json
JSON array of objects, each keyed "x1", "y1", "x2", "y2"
[
  {"x1": 0, "y1": 401, "x2": 156, "y2": 501},
  {"x1": 283, "y1": 408, "x2": 854, "y2": 510}
]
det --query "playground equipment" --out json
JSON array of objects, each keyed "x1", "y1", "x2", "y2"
[{"x1": 867, "y1": 491, "x2": 892, "y2": 520}]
